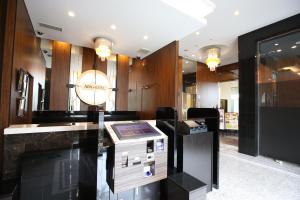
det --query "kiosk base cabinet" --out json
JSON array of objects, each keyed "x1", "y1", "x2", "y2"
[
  {"x1": 167, "y1": 172, "x2": 207, "y2": 200},
  {"x1": 177, "y1": 132, "x2": 213, "y2": 192},
  {"x1": 105, "y1": 121, "x2": 168, "y2": 194}
]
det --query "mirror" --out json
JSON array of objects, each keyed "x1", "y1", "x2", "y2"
[
  {"x1": 39, "y1": 38, "x2": 117, "y2": 112},
  {"x1": 182, "y1": 58, "x2": 197, "y2": 119}
]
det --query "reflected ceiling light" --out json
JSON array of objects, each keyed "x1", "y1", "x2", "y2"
[
  {"x1": 160, "y1": 0, "x2": 215, "y2": 22},
  {"x1": 68, "y1": 11, "x2": 75, "y2": 17},
  {"x1": 205, "y1": 47, "x2": 221, "y2": 71},
  {"x1": 276, "y1": 49, "x2": 282, "y2": 52},
  {"x1": 185, "y1": 61, "x2": 189, "y2": 64},
  {"x1": 110, "y1": 24, "x2": 117, "y2": 30},
  {"x1": 274, "y1": 43, "x2": 279, "y2": 46},
  {"x1": 234, "y1": 10, "x2": 239, "y2": 16},
  {"x1": 94, "y1": 37, "x2": 113, "y2": 61},
  {"x1": 281, "y1": 66, "x2": 299, "y2": 73},
  {"x1": 143, "y1": 35, "x2": 149, "y2": 40},
  {"x1": 291, "y1": 45, "x2": 297, "y2": 49},
  {"x1": 196, "y1": 32, "x2": 200, "y2": 35}
]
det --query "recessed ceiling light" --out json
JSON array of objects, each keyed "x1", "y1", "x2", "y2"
[
  {"x1": 196, "y1": 32, "x2": 200, "y2": 35},
  {"x1": 274, "y1": 43, "x2": 279, "y2": 46},
  {"x1": 185, "y1": 61, "x2": 189, "y2": 64},
  {"x1": 143, "y1": 35, "x2": 149, "y2": 40},
  {"x1": 199, "y1": 57, "x2": 202, "y2": 60},
  {"x1": 234, "y1": 10, "x2": 239, "y2": 16},
  {"x1": 192, "y1": 54, "x2": 195, "y2": 57},
  {"x1": 68, "y1": 11, "x2": 75, "y2": 17},
  {"x1": 276, "y1": 49, "x2": 282, "y2": 52},
  {"x1": 291, "y1": 45, "x2": 297, "y2": 49},
  {"x1": 110, "y1": 24, "x2": 117, "y2": 30},
  {"x1": 182, "y1": 70, "x2": 185, "y2": 73}
]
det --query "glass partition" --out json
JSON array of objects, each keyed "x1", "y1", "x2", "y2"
[{"x1": 257, "y1": 30, "x2": 300, "y2": 161}]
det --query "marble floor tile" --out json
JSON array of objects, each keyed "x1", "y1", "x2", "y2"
[{"x1": 207, "y1": 144, "x2": 300, "y2": 200}]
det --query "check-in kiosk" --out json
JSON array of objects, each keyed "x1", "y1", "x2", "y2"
[{"x1": 105, "y1": 121, "x2": 168, "y2": 193}]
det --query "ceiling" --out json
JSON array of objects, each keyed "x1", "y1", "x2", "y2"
[
  {"x1": 25, "y1": 0, "x2": 300, "y2": 64},
  {"x1": 25, "y1": 0, "x2": 207, "y2": 58},
  {"x1": 179, "y1": 0, "x2": 300, "y2": 66}
]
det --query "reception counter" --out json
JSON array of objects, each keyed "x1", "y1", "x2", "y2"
[
  {"x1": 3, "y1": 122, "x2": 99, "y2": 180},
  {"x1": 4, "y1": 122, "x2": 99, "y2": 135}
]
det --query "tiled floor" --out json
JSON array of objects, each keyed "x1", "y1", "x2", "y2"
[
  {"x1": 207, "y1": 144, "x2": 300, "y2": 200},
  {"x1": 219, "y1": 135, "x2": 238, "y2": 147}
]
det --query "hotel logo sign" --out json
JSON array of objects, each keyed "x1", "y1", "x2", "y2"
[{"x1": 75, "y1": 70, "x2": 111, "y2": 105}]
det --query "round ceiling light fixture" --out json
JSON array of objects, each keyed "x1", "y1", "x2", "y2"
[
  {"x1": 94, "y1": 37, "x2": 113, "y2": 61},
  {"x1": 75, "y1": 70, "x2": 112, "y2": 105},
  {"x1": 205, "y1": 47, "x2": 221, "y2": 71}
]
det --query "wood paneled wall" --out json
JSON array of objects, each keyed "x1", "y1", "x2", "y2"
[
  {"x1": 196, "y1": 62, "x2": 219, "y2": 108},
  {"x1": 9, "y1": 0, "x2": 46, "y2": 124},
  {"x1": 82, "y1": 47, "x2": 95, "y2": 73},
  {"x1": 0, "y1": 0, "x2": 46, "y2": 177},
  {"x1": 128, "y1": 41, "x2": 179, "y2": 119},
  {"x1": 128, "y1": 59, "x2": 143, "y2": 112},
  {"x1": 80, "y1": 47, "x2": 94, "y2": 111},
  {"x1": 50, "y1": 41, "x2": 71, "y2": 110},
  {"x1": 116, "y1": 55, "x2": 129, "y2": 111},
  {"x1": 0, "y1": 0, "x2": 16, "y2": 179}
]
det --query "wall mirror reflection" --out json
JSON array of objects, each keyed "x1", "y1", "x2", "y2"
[
  {"x1": 39, "y1": 38, "x2": 117, "y2": 112},
  {"x1": 182, "y1": 58, "x2": 197, "y2": 119}
]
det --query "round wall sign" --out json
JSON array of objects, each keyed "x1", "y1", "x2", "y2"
[{"x1": 75, "y1": 70, "x2": 111, "y2": 105}]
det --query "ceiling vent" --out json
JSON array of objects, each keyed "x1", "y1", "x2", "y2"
[
  {"x1": 39, "y1": 23, "x2": 62, "y2": 32},
  {"x1": 137, "y1": 48, "x2": 151, "y2": 55}
]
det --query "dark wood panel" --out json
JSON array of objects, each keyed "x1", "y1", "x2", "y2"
[
  {"x1": 238, "y1": 13, "x2": 300, "y2": 156},
  {"x1": 95, "y1": 56, "x2": 107, "y2": 74},
  {"x1": 196, "y1": 62, "x2": 219, "y2": 108},
  {"x1": 140, "y1": 84, "x2": 158, "y2": 119},
  {"x1": 128, "y1": 59, "x2": 143, "y2": 112},
  {"x1": 9, "y1": 0, "x2": 46, "y2": 124},
  {"x1": 116, "y1": 54, "x2": 129, "y2": 111},
  {"x1": 50, "y1": 41, "x2": 71, "y2": 110},
  {"x1": 128, "y1": 42, "x2": 179, "y2": 119},
  {"x1": 216, "y1": 63, "x2": 239, "y2": 73},
  {"x1": 80, "y1": 47, "x2": 95, "y2": 111},
  {"x1": 82, "y1": 47, "x2": 95, "y2": 72},
  {"x1": 143, "y1": 41, "x2": 178, "y2": 119},
  {"x1": 0, "y1": 0, "x2": 17, "y2": 178}
]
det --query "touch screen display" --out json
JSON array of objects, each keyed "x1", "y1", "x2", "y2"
[{"x1": 111, "y1": 122, "x2": 160, "y2": 140}]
